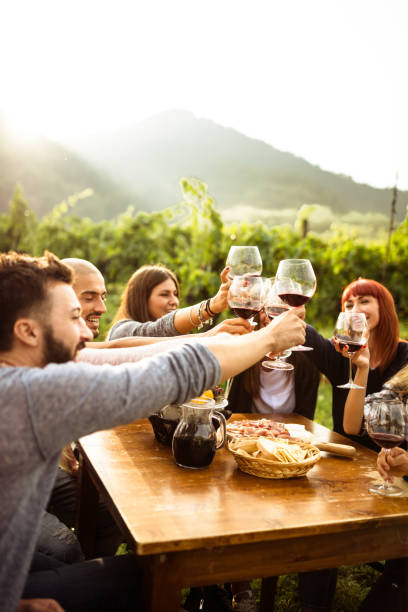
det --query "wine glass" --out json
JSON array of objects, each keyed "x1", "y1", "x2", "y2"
[
  {"x1": 262, "y1": 280, "x2": 293, "y2": 371},
  {"x1": 366, "y1": 398, "x2": 407, "y2": 497},
  {"x1": 275, "y1": 259, "x2": 316, "y2": 351},
  {"x1": 334, "y1": 312, "x2": 368, "y2": 389},
  {"x1": 226, "y1": 246, "x2": 262, "y2": 278},
  {"x1": 227, "y1": 276, "x2": 270, "y2": 325}
]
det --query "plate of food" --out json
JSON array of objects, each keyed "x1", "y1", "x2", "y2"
[
  {"x1": 226, "y1": 418, "x2": 291, "y2": 440},
  {"x1": 226, "y1": 418, "x2": 356, "y2": 458}
]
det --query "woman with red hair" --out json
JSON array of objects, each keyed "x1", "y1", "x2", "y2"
[
  {"x1": 339, "y1": 279, "x2": 406, "y2": 437},
  {"x1": 305, "y1": 278, "x2": 408, "y2": 448},
  {"x1": 300, "y1": 279, "x2": 408, "y2": 612}
]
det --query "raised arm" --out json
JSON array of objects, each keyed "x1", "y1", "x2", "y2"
[
  {"x1": 79, "y1": 312, "x2": 298, "y2": 367},
  {"x1": 88, "y1": 315, "x2": 252, "y2": 349},
  {"x1": 172, "y1": 266, "x2": 231, "y2": 333}
]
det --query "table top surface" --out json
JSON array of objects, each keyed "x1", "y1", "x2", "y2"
[{"x1": 78, "y1": 414, "x2": 408, "y2": 555}]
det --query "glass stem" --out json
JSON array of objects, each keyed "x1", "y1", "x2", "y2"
[
  {"x1": 347, "y1": 356, "x2": 354, "y2": 385},
  {"x1": 383, "y1": 450, "x2": 390, "y2": 489}
]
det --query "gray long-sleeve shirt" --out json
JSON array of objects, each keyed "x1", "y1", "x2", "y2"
[
  {"x1": 107, "y1": 311, "x2": 179, "y2": 340},
  {"x1": 0, "y1": 343, "x2": 220, "y2": 611}
]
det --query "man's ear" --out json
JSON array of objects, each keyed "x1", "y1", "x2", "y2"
[{"x1": 13, "y1": 318, "x2": 42, "y2": 347}]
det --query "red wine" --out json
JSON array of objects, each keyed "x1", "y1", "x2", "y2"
[
  {"x1": 337, "y1": 341, "x2": 364, "y2": 353},
  {"x1": 278, "y1": 293, "x2": 311, "y2": 307},
  {"x1": 232, "y1": 307, "x2": 261, "y2": 319},
  {"x1": 173, "y1": 436, "x2": 216, "y2": 468},
  {"x1": 368, "y1": 432, "x2": 404, "y2": 449},
  {"x1": 265, "y1": 305, "x2": 290, "y2": 319}
]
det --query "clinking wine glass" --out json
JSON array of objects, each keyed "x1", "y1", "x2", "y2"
[
  {"x1": 334, "y1": 312, "x2": 368, "y2": 389},
  {"x1": 275, "y1": 259, "x2": 316, "y2": 352},
  {"x1": 227, "y1": 275, "x2": 270, "y2": 325},
  {"x1": 262, "y1": 281, "x2": 293, "y2": 371},
  {"x1": 366, "y1": 398, "x2": 407, "y2": 497},
  {"x1": 226, "y1": 246, "x2": 262, "y2": 278}
]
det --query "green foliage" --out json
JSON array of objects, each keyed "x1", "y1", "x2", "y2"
[
  {"x1": 2, "y1": 179, "x2": 408, "y2": 336},
  {"x1": 0, "y1": 185, "x2": 38, "y2": 252}
]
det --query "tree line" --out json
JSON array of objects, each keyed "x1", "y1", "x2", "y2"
[{"x1": 1, "y1": 179, "x2": 408, "y2": 335}]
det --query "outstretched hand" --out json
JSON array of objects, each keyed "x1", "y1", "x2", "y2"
[
  {"x1": 262, "y1": 307, "x2": 306, "y2": 355},
  {"x1": 203, "y1": 317, "x2": 252, "y2": 336}
]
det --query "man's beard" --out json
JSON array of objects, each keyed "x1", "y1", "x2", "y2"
[{"x1": 42, "y1": 326, "x2": 86, "y2": 365}]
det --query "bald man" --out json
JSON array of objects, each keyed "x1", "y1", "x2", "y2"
[
  {"x1": 61, "y1": 258, "x2": 107, "y2": 338},
  {"x1": 41, "y1": 259, "x2": 121, "y2": 560}
]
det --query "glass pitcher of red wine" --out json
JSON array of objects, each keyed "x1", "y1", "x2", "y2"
[
  {"x1": 172, "y1": 398, "x2": 227, "y2": 469},
  {"x1": 366, "y1": 398, "x2": 407, "y2": 497}
]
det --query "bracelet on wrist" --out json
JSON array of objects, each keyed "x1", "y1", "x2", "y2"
[
  {"x1": 197, "y1": 301, "x2": 206, "y2": 329},
  {"x1": 188, "y1": 306, "x2": 197, "y2": 328},
  {"x1": 205, "y1": 299, "x2": 217, "y2": 317}
]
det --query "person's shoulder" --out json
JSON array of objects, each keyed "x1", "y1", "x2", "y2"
[
  {"x1": 107, "y1": 319, "x2": 134, "y2": 339},
  {"x1": 397, "y1": 340, "x2": 408, "y2": 359}
]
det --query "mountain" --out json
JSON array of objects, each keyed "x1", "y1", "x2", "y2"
[
  {"x1": 0, "y1": 118, "x2": 135, "y2": 219},
  {"x1": 64, "y1": 110, "x2": 407, "y2": 221},
  {"x1": 1, "y1": 111, "x2": 406, "y2": 222}
]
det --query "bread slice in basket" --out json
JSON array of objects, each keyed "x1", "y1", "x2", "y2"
[{"x1": 228, "y1": 436, "x2": 321, "y2": 479}]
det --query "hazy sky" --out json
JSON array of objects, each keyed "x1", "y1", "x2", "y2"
[{"x1": 1, "y1": 0, "x2": 407, "y2": 189}]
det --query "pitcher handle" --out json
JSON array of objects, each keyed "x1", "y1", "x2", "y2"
[{"x1": 213, "y1": 410, "x2": 227, "y2": 450}]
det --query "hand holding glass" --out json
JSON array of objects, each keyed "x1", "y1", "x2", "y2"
[
  {"x1": 262, "y1": 282, "x2": 293, "y2": 371},
  {"x1": 275, "y1": 259, "x2": 316, "y2": 351},
  {"x1": 366, "y1": 399, "x2": 407, "y2": 497},
  {"x1": 334, "y1": 312, "x2": 368, "y2": 389}
]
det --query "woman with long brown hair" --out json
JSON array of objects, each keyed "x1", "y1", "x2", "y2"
[{"x1": 107, "y1": 264, "x2": 250, "y2": 340}]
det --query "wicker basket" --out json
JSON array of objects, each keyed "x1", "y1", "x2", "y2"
[{"x1": 228, "y1": 437, "x2": 321, "y2": 479}]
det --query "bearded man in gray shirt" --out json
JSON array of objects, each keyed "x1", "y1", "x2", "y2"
[{"x1": 0, "y1": 250, "x2": 305, "y2": 612}]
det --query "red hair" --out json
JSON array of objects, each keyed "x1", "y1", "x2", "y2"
[{"x1": 341, "y1": 278, "x2": 400, "y2": 372}]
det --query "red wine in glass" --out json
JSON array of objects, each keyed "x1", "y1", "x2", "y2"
[
  {"x1": 232, "y1": 307, "x2": 262, "y2": 319},
  {"x1": 336, "y1": 340, "x2": 364, "y2": 353},
  {"x1": 278, "y1": 293, "x2": 311, "y2": 307},
  {"x1": 334, "y1": 313, "x2": 368, "y2": 389},
  {"x1": 368, "y1": 432, "x2": 405, "y2": 449},
  {"x1": 275, "y1": 260, "x2": 316, "y2": 352},
  {"x1": 265, "y1": 304, "x2": 291, "y2": 319}
]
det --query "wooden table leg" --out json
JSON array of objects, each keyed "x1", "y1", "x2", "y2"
[
  {"x1": 75, "y1": 452, "x2": 99, "y2": 559},
  {"x1": 139, "y1": 554, "x2": 182, "y2": 612},
  {"x1": 402, "y1": 558, "x2": 408, "y2": 611},
  {"x1": 260, "y1": 576, "x2": 278, "y2": 612}
]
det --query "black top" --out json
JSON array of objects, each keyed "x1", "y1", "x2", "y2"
[
  {"x1": 228, "y1": 351, "x2": 321, "y2": 420},
  {"x1": 305, "y1": 324, "x2": 408, "y2": 449}
]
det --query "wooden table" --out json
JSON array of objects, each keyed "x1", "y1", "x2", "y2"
[{"x1": 76, "y1": 414, "x2": 408, "y2": 611}]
